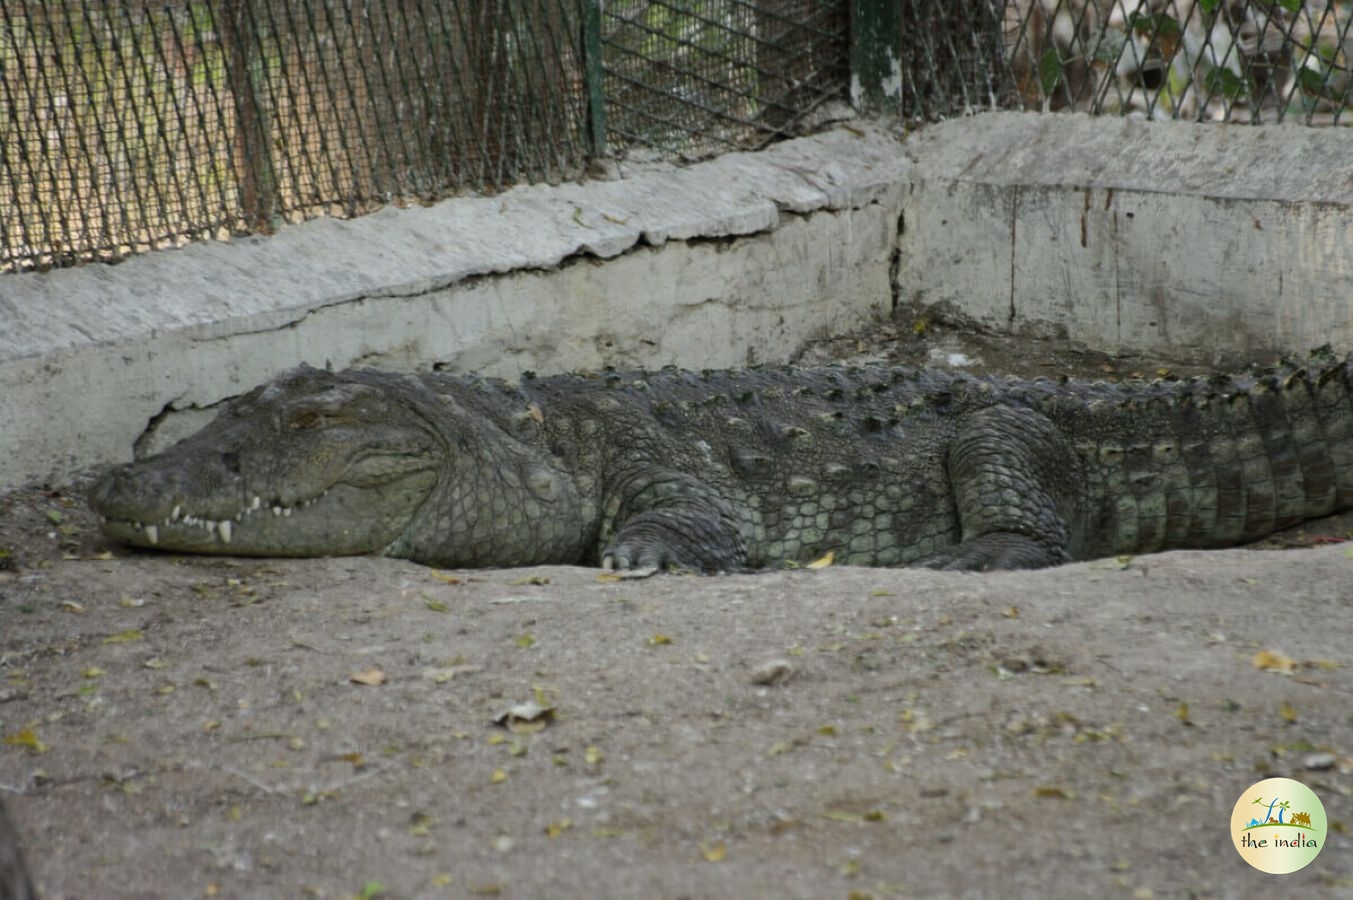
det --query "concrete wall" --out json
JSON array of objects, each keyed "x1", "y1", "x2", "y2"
[
  {"x1": 897, "y1": 113, "x2": 1353, "y2": 360},
  {"x1": 4, "y1": 112, "x2": 1353, "y2": 491}
]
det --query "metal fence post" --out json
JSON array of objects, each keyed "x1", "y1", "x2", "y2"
[
  {"x1": 850, "y1": 0, "x2": 902, "y2": 114},
  {"x1": 220, "y1": 0, "x2": 278, "y2": 233},
  {"x1": 582, "y1": 0, "x2": 607, "y2": 158}
]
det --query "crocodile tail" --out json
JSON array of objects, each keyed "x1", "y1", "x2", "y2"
[
  {"x1": 1076, "y1": 352, "x2": 1353, "y2": 556},
  {"x1": 1172, "y1": 352, "x2": 1353, "y2": 549}
]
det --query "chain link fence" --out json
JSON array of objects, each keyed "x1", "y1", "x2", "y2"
[
  {"x1": 0, "y1": 1, "x2": 849, "y2": 272},
  {"x1": 1006, "y1": 1, "x2": 1353, "y2": 124},
  {"x1": 3, "y1": 2, "x2": 1350, "y2": 273}
]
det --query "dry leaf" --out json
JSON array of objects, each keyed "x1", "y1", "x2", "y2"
[
  {"x1": 493, "y1": 701, "x2": 556, "y2": 733},
  {"x1": 103, "y1": 629, "x2": 143, "y2": 644},
  {"x1": 1253, "y1": 649, "x2": 1295, "y2": 674},
  {"x1": 806, "y1": 551, "x2": 835, "y2": 570},
  {"x1": 700, "y1": 841, "x2": 727, "y2": 862},
  {"x1": 430, "y1": 571, "x2": 463, "y2": 585},
  {"x1": 510, "y1": 575, "x2": 550, "y2": 586},
  {"x1": 350, "y1": 667, "x2": 386, "y2": 686},
  {"x1": 2, "y1": 728, "x2": 47, "y2": 754},
  {"x1": 1279, "y1": 701, "x2": 1299, "y2": 723},
  {"x1": 490, "y1": 768, "x2": 508, "y2": 784},
  {"x1": 545, "y1": 818, "x2": 572, "y2": 838},
  {"x1": 648, "y1": 634, "x2": 673, "y2": 646}
]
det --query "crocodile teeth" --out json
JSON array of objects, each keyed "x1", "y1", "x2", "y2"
[
  {"x1": 250, "y1": 496, "x2": 262, "y2": 511},
  {"x1": 218, "y1": 520, "x2": 232, "y2": 544},
  {"x1": 272, "y1": 506, "x2": 282, "y2": 516},
  {"x1": 144, "y1": 525, "x2": 158, "y2": 545},
  {"x1": 282, "y1": 507, "x2": 292, "y2": 518},
  {"x1": 171, "y1": 505, "x2": 182, "y2": 522}
]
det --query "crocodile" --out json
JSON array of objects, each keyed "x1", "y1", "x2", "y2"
[{"x1": 90, "y1": 353, "x2": 1353, "y2": 572}]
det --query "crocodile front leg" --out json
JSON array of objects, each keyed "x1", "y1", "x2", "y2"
[
  {"x1": 599, "y1": 468, "x2": 746, "y2": 574},
  {"x1": 919, "y1": 405, "x2": 1081, "y2": 571}
]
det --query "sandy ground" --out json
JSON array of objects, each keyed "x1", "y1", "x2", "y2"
[{"x1": 2, "y1": 326, "x2": 1351, "y2": 899}]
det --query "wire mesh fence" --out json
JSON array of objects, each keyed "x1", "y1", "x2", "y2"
[
  {"x1": 3, "y1": 2, "x2": 1351, "y2": 274},
  {"x1": 1005, "y1": 1, "x2": 1353, "y2": 124},
  {"x1": 601, "y1": 1, "x2": 849, "y2": 157}
]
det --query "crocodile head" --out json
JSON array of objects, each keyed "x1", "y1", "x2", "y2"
[{"x1": 90, "y1": 366, "x2": 444, "y2": 558}]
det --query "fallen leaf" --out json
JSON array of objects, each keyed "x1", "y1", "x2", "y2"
[
  {"x1": 422, "y1": 665, "x2": 481, "y2": 684},
  {"x1": 1279, "y1": 701, "x2": 1299, "y2": 723},
  {"x1": 1253, "y1": 649, "x2": 1295, "y2": 673},
  {"x1": 424, "y1": 599, "x2": 449, "y2": 613},
  {"x1": 492, "y1": 701, "x2": 556, "y2": 733},
  {"x1": 1174, "y1": 702, "x2": 1192, "y2": 725},
  {"x1": 2, "y1": 728, "x2": 47, "y2": 754},
  {"x1": 824, "y1": 810, "x2": 864, "y2": 823},
  {"x1": 103, "y1": 629, "x2": 143, "y2": 644},
  {"x1": 515, "y1": 634, "x2": 537, "y2": 649},
  {"x1": 490, "y1": 768, "x2": 508, "y2": 784},
  {"x1": 1001, "y1": 606, "x2": 1019, "y2": 618},
  {"x1": 700, "y1": 841, "x2": 727, "y2": 862},
  {"x1": 430, "y1": 571, "x2": 463, "y2": 585},
  {"x1": 585, "y1": 745, "x2": 604, "y2": 766},
  {"x1": 648, "y1": 634, "x2": 672, "y2": 646},
  {"x1": 545, "y1": 818, "x2": 572, "y2": 838},
  {"x1": 510, "y1": 575, "x2": 550, "y2": 586},
  {"x1": 350, "y1": 668, "x2": 387, "y2": 686},
  {"x1": 806, "y1": 551, "x2": 835, "y2": 570},
  {"x1": 1034, "y1": 786, "x2": 1074, "y2": 800}
]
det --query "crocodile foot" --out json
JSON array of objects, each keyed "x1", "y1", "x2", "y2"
[{"x1": 917, "y1": 533, "x2": 1070, "y2": 572}]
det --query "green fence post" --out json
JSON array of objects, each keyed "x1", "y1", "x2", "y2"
[
  {"x1": 582, "y1": 0, "x2": 607, "y2": 158},
  {"x1": 850, "y1": 0, "x2": 902, "y2": 114}
]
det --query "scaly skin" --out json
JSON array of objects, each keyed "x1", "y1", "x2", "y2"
[{"x1": 90, "y1": 351, "x2": 1353, "y2": 572}]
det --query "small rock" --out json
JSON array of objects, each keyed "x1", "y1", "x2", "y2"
[
  {"x1": 750, "y1": 658, "x2": 794, "y2": 686},
  {"x1": 1304, "y1": 752, "x2": 1336, "y2": 771}
]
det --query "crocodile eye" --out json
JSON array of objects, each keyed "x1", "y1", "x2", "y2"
[{"x1": 289, "y1": 410, "x2": 324, "y2": 430}]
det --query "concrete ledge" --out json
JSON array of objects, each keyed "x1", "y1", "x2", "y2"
[
  {"x1": 897, "y1": 112, "x2": 1353, "y2": 358},
  {"x1": 0, "y1": 124, "x2": 906, "y2": 488}
]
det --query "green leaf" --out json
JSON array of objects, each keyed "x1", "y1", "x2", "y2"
[
  {"x1": 1204, "y1": 67, "x2": 1248, "y2": 100},
  {"x1": 1129, "y1": 12, "x2": 1181, "y2": 37},
  {"x1": 1038, "y1": 48, "x2": 1064, "y2": 96}
]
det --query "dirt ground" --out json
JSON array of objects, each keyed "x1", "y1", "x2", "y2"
[{"x1": 2, "y1": 325, "x2": 1352, "y2": 899}]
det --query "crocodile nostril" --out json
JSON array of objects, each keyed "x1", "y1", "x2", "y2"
[{"x1": 221, "y1": 451, "x2": 241, "y2": 475}]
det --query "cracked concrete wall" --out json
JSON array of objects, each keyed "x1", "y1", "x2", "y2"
[
  {"x1": 897, "y1": 113, "x2": 1353, "y2": 362},
  {"x1": 0, "y1": 125, "x2": 905, "y2": 489}
]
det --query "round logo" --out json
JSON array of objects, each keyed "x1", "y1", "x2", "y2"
[{"x1": 1231, "y1": 777, "x2": 1327, "y2": 874}]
